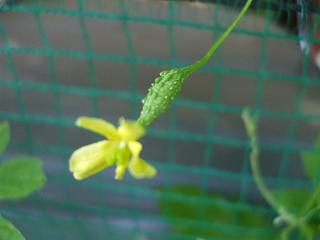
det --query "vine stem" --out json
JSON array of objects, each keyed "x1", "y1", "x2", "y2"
[
  {"x1": 242, "y1": 109, "x2": 298, "y2": 226},
  {"x1": 192, "y1": 0, "x2": 254, "y2": 71},
  {"x1": 301, "y1": 185, "x2": 320, "y2": 217},
  {"x1": 281, "y1": 226, "x2": 293, "y2": 240}
]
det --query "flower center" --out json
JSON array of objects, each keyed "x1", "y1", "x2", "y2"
[{"x1": 118, "y1": 141, "x2": 126, "y2": 149}]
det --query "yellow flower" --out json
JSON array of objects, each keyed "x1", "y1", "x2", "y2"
[{"x1": 69, "y1": 117, "x2": 156, "y2": 180}]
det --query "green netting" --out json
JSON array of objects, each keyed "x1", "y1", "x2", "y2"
[{"x1": 0, "y1": 0, "x2": 320, "y2": 239}]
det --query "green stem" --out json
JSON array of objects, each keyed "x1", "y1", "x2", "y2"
[
  {"x1": 242, "y1": 109, "x2": 297, "y2": 225},
  {"x1": 192, "y1": 0, "x2": 253, "y2": 70},
  {"x1": 281, "y1": 226, "x2": 293, "y2": 240},
  {"x1": 301, "y1": 185, "x2": 320, "y2": 217},
  {"x1": 302, "y1": 206, "x2": 320, "y2": 223},
  {"x1": 300, "y1": 225, "x2": 314, "y2": 240}
]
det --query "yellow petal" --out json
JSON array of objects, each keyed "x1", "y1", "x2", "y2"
[
  {"x1": 128, "y1": 141, "x2": 142, "y2": 158},
  {"x1": 117, "y1": 118, "x2": 145, "y2": 141},
  {"x1": 69, "y1": 140, "x2": 116, "y2": 180},
  {"x1": 128, "y1": 158, "x2": 156, "y2": 179},
  {"x1": 115, "y1": 163, "x2": 128, "y2": 180},
  {"x1": 76, "y1": 117, "x2": 120, "y2": 140}
]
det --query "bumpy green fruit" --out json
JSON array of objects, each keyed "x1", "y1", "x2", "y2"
[
  {"x1": 137, "y1": 66, "x2": 193, "y2": 127},
  {"x1": 137, "y1": 0, "x2": 253, "y2": 127}
]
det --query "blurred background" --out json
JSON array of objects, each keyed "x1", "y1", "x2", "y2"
[{"x1": 0, "y1": 0, "x2": 320, "y2": 239}]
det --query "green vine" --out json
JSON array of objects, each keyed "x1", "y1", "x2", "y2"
[{"x1": 242, "y1": 109, "x2": 320, "y2": 240}]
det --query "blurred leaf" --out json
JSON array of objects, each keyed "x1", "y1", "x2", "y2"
[
  {"x1": 0, "y1": 156, "x2": 46, "y2": 200},
  {"x1": 158, "y1": 185, "x2": 276, "y2": 240},
  {"x1": 273, "y1": 188, "x2": 312, "y2": 216},
  {"x1": 0, "y1": 121, "x2": 10, "y2": 155},
  {"x1": 301, "y1": 152, "x2": 320, "y2": 183},
  {"x1": 301, "y1": 136, "x2": 320, "y2": 184},
  {"x1": 303, "y1": 213, "x2": 320, "y2": 238},
  {"x1": 0, "y1": 215, "x2": 25, "y2": 240}
]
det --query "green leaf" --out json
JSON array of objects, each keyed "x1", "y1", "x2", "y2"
[
  {"x1": 301, "y1": 136, "x2": 320, "y2": 184},
  {"x1": 158, "y1": 185, "x2": 276, "y2": 240},
  {"x1": 0, "y1": 156, "x2": 46, "y2": 200},
  {"x1": 0, "y1": 215, "x2": 25, "y2": 240},
  {"x1": 0, "y1": 121, "x2": 10, "y2": 155},
  {"x1": 273, "y1": 188, "x2": 312, "y2": 216},
  {"x1": 137, "y1": 66, "x2": 194, "y2": 127},
  {"x1": 302, "y1": 213, "x2": 320, "y2": 238}
]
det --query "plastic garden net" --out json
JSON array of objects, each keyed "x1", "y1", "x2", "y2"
[{"x1": 0, "y1": 0, "x2": 320, "y2": 239}]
